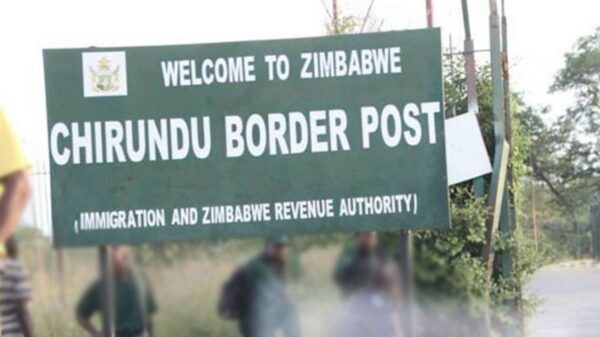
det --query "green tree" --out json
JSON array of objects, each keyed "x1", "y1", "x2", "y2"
[
  {"x1": 525, "y1": 28, "x2": 600, "y2": 257},
  {"x1": 323, "y1": 0, "x2": 383, "y2": 35},
  {"x1": 405, "y1": 56, "x2": 538, "y2": 336}
]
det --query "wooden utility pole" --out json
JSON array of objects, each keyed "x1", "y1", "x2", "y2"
[
  {"x1": 332, "y1": 0, "x2": 339, "y2": 34},
  {"x1": 426, "y1": 0, "x2": 434, "y2": 28},
  {"x1": 461, "y1": 0, "x2": 478, "y2": 115}
]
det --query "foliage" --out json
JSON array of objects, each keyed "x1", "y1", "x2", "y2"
[
  {"x1": 523, "y1": 27, "x2": 600, "y2": 258},
  {"x1": 324, "y1": 2, "x2": 383, "y2": 35},
  {"x1": 326, "y1": 14, "x2": 360, "y2": 35},
  {"x1": 399, "y1": 55, "x2": 539, "y2": 336},
  {"x1": 413, "y1": 190, "x2": 490, "y2": 315},
  {"x1": 552, "y1": 27, "x2": 600, "y2": 130}
]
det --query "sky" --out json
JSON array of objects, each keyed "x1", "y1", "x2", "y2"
[
  {"x1": 0, "y1": 0, "x2": 598, "y2": 231},
  {"x1": 1, "y1": 0, "x2": 599, "y2": 161}
]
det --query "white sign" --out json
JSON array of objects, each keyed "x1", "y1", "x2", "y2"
[
  {"x1": 82, "y1": 51, "x2": 128, "y2": 97},
  {"x1": 446, "y1": 112, "x2": 492, "y2": 186}
]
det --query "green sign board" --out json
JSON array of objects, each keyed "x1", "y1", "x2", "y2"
[{"x1": 44, "y1": 29, "x2": 449, "y2": 247}]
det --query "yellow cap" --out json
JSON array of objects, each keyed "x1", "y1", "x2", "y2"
[
  {"x1": 0, "y1": 108, "x2": 31, "y2": 198},
  {"x1": 0, "y1": 108, "x2": 31, "y2": 179}
]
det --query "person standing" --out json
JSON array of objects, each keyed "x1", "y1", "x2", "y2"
[
  {"x1": 219, "y1": 236, "x2": 301, "y2": 337},
  {"x1": 0, "y1": 236, "x2": 34, "y2": 337},
  {"x1": 76, "y1": 246, "x2": 157, "y2": 337},
  {"x1": 330, "y1": 231, "x2": 402, "y2": 337},
  {"x1": 334, "y1": 231, "x2": 392, "y2": 297},
  {"x1": 0, "y1": 108, "x2": 31, "y2": 250},
  {"x1": 0, "y1": 108, "x2": 32, "y2": 336}
]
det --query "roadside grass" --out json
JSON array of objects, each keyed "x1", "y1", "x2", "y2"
[{"x1": 18, "y1": 238, "x2": 343, "y2": 337}]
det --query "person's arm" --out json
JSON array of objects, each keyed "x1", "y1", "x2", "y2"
[
  {"x1": 76, "y1": 315, "x2": 102, "y2": 337},
  {"x1": 0, "y1": 171, "x2": 31, "y2": 242},
  {"x1": 16, "y1": 301, "x2": 34, "y2": 337},
  {"x1": 76, "y1": 281, "x2": 102, "y2": 337}
]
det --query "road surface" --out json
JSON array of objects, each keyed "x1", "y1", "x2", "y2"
[{"x1": 527, "y1": 261, "x2": 600, "y2": 337}]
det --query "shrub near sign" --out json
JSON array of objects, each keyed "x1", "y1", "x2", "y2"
[{"x1": 43, "y1": 28, "x2": 449, "y2": 247}]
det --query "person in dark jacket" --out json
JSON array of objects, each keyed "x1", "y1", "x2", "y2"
[
  {"x1": 236, "y1": 236, "x2": 301, "y2": 337},
  {"x1": 333, "y1": 231, "x2": 392, "y2": 297},
  {"x1": 330, "y1": 231, "x2": 402, "y2": 337}
]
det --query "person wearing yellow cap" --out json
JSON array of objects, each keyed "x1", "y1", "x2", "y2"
[{"x1": 0, "y1": 108, "x2": 32, "y2": 258}]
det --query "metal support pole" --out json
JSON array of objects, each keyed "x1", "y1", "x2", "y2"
[
  {"x1": 397, "y1": 5, "x2": 436, "y2": 336},
  {"x1": 99, "y1": 246, "x2": 115, "y2": 337},
  {"x1": 482, "y1": 0, "x2": 507, "y2": 280},
  {"x1": 480, "y1": 2, "x2": 510, "y2": 336},
  {"x1": 399, "y1": 230, "x2": 415, "y2": 337},
  {"x1": 500, "y1": 1, "x2": 524, "y2": 335},
  {"x1": 499, "y1": 184, "x2": 518, "y2": 337},
  {"x1": 500, "y1": 187, "x2": 513, "y2": 279},
  {"x1": 480, "y1": 3, "x2": 509, "y2": 324}
]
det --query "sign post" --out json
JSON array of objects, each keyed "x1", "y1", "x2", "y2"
[
  {"x1": 98, "y1": 246, "x2": 115, "y2": 337},
  {"x1": 398, "y1": 230, "x2": 415, "y2": 337},
  {"x1": 396, "y1": 6, "x2": 437, "y2": 337}
]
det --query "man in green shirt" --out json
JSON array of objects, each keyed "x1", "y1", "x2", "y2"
[{"x1": 76, "y1": 246, "x2": 157, "y2": 337}]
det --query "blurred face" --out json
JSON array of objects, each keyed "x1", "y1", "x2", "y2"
[
  {"x1": 266, "y1": 244, "x2": 288, "y2": 262},
  {"x1": 356, "y1": 231, "x2": 378, "y2": 251},
  {"x1": 112, "y1": 246, "x2": 131, "y2": 275}
]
